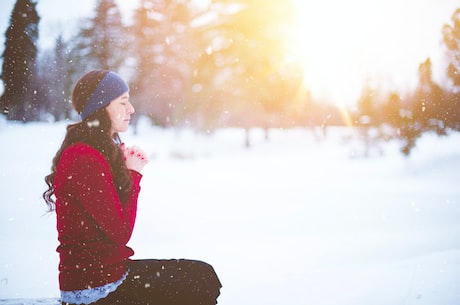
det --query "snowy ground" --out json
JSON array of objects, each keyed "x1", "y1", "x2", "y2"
[{"x1": 1, "y1": 118, "x2": 460, "y2": 305}]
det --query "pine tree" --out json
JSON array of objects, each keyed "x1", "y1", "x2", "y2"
[
  {"x1": 71, "y1": 0, "x2": 126, "y2": 71},
  {"x1": 442, "y1": 8, "x2": 460, "y2": 89},
  {"x1": 38, "y1": 36, "x2": 73, "y2": 121},
  {"x1": 0, "y1": 0, "x2": 40, "y2": 121},
  {"x1": 412, "y1": 58, "x2": 446, "y2": 135},
  {"x1": 130, "y1": 0, "x2": 194, "y2": 127},
  {"x1": 442, "y1": 8, "x2": 460, "y2": 130}
]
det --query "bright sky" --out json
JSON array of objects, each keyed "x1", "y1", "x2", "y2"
[
  {"x1": 0, "y1": 0, "x2": 458, "y2": 105},
  {"x1": 290, "y1": 0, "x2": 459, "y2": 105}
]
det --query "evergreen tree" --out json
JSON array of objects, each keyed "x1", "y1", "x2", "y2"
[
  {"x1": 71, "y1": 0, "x2": 126, "y2": 71},
  {"x1": 38, "y1": 36, "x2": 73, "y2": 121},
  {"x1": 442, "y1": 8, "x2": 460, "y2": 89},
  {"x1": 130, "y1": 0, "x2": 195, "y2": 127},
  {"x1": 0, "y1": 0, "x2": 40, "y2": 121},
  {"x1": 397, "y1": 58, "x2": 445, "y2": 156},
  {"x1": 412, "y1": 58, "x2": 446, "y2": 135},
  {"x1": 442, "y1": 8, "x2": 460, "y2": 130},
  {"x1": 382, "y1": 92, "x2": 402, "y2": 128},
  {"x1": 356, "y1": 84, "x2": 378, "y2": 127}
]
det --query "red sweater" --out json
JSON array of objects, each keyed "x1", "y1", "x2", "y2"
[{"x1": 54, "y1": 142, "x2": 142, "y2": 291}]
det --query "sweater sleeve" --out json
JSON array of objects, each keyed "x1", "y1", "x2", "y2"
[{"x1": 58, "y1": 144, "x2": 142, "y2": 245}]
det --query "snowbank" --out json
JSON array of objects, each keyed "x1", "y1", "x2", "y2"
[{"x1": 1, "y1": 121, "x2": 460, "y2": 305}]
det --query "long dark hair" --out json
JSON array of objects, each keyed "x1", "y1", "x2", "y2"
[{"x1": 43, "y1": 70, "x2": 132, "y2": 211}]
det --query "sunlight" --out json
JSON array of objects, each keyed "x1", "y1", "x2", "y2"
[
  {"x1": 290, "y1": 0, "x2": 365, "y2": 106},
  {"x1": 289, "y1": 0, "x2": 427, "y2": 107}
]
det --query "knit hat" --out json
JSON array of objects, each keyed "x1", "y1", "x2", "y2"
[{"x1": 80, "y1": 71, "x2": 129, "y2": 120}]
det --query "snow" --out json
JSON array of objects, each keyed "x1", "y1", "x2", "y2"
[{"x1": 1, "y1": 118, "x2": 460, "y2": 305}]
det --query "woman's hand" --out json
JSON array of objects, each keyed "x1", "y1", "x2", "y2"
[{"x1": 122, "y1": 144, "x2": 149, "y2": 173}]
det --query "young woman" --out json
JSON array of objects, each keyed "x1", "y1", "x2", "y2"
[{"x1": 43, "y1": 70, "x2": 222, "y2": 305}]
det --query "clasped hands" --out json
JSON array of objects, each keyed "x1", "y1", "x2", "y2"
[{"x1": 121, "y1": 143, "x2": 149, "y2": 173}]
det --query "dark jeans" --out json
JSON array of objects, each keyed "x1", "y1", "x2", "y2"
[{"x1": 63, "y1": 259, "x2": 222, "y2": 305}]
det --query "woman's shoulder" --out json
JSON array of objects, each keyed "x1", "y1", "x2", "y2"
[
  {"x1": 61, "y1": 142, "x2": 106, "y2": 164},
  {"x1": 55, "y1": 143, "x2": 111, "y2": 185}
]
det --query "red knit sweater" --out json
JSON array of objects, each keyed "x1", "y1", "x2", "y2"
[{"x1": 54, "y1": 142, "x2": 142, "y2": 291}]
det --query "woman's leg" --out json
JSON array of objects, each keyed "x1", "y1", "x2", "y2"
[{"x1": 97, "y1": 259, "x2": 222, "y2": 305}]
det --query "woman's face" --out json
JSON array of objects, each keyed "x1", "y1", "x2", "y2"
[{"x1": 106, "y1": 92, "x2": 134, "y2": 134}]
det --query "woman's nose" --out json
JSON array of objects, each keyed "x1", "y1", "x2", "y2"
[{"x1": 128, "y1": 102, "x2": 135, "y2": 114}]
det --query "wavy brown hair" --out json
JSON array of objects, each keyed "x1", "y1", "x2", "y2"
[{"x1": 43, "y1": 70, "x2": 132, "y2": 211}]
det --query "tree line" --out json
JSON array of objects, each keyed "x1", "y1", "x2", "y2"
[{"x1": 1, "y1": 0, "x2": 460, "y2": 154}]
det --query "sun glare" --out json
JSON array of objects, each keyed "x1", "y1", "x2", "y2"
[
  {"x1": 290, "y1": 0, "x2": 363, "y2": 106},
  {"x1": 289, "y1": 0, "x2": 426, "y2": 107}
]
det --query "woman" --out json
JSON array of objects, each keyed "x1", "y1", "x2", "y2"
[{"x1": 43, "y1": 70, "x2": 222, "y2": 305}]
